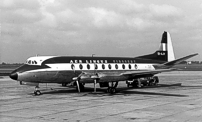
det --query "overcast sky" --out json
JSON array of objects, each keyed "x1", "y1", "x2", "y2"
[{"x1": 1, "y1": 0, "x2": 202, "y2": 63}]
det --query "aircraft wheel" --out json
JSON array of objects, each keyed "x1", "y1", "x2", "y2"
[
  {"x1": 34, "y1": 90, "x2": 41, "y2": 96},
  {"x1": 110, "y1": 88, "x2": 116, "y2": 94},
  {"x1": 107, "y1": 87, "x2": 116, "y2": 94},
  {"x1": 153, "y1": 76, "x2": 159, "y2": 85},
  {"x1": 148, "y1": 80, "x2": 154, "y2": 86}
]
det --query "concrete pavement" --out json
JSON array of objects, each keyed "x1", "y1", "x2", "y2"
[{"x1": 0, "y1": 71, "x2": 202, "y2": 122}]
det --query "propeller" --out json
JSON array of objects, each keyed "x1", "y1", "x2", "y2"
[
  {"x1": 72, "y1": 73, "x2": 100, "y2": 93},
  {"x1": 72, "y1": 73, "x2": 84, "y2": 93},
  {"x1": 75, "y1": 80, "x2": 80, "y2": 93}
]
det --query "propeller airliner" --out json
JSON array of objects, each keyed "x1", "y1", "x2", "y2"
[{"x1": 10, "y1": 31, "x2": 198, "y2": 95}]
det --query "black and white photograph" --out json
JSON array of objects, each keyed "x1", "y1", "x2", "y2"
[{"x1": 1, "y1": 0, "x2": 202, "y2": 121}]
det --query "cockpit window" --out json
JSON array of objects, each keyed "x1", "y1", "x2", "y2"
[
  {"x1": 26, "y1": 60, "x2": 38, "y2": 65},
  {"x1": 28, "y1": 60, "x2": 31, "y2": 64}
]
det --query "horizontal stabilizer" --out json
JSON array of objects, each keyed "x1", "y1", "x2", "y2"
[{"x1": 163, "y1": 53, "x2": 198, "y2": 66}]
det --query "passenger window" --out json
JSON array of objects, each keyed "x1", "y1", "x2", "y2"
[
  {"x1": 28, "y1": 60, "x2": 31, "y2": 64},
  {"x1": 87, "y1": 64, "x2": 90, "y2": 69},
  {"x1": 129, "y1": 64, "x2": 131, "y2": 69},
  {"x1": 102, "y1": 64, "x2": 105, "y2": 69},
  {"x1": 71, "y1": 64, "x2": 75, "y2": 70},
  {"x1": 79, "y1": 64, "x2": 83, "y2": 70},
  {"x1": 108, "y1": 64, "x2": 111, "y2": 69},
  {"x1": 94, "y1": 64, "x2": 98, "y2": 69},
  {"x1": 115, "y1": 64, "x2": 118, "y2": 69},
  {"x1": 135, "y1": 64, "x2": 138, "y2": 69},
  {"x1": 122, "y1": 64, "x2": 125, "y2": 69}
]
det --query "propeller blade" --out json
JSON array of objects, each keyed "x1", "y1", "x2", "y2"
[
  {"x1": 94, "y1": 79, "x2": 97, "y2": 93},
  {"x1": 76, "y1": 80, "x2": 80, "y2": 93}
]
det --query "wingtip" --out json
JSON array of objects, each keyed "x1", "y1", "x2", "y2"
[{"x1": 192, "y1": 53, "x2": 199, "y2": 56}]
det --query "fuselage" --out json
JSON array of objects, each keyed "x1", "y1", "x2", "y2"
[{"x1": 10, "y1": 56, "x2": 165, "y2": 83}]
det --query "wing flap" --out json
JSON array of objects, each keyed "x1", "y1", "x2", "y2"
[{"x1": 121, "y1": 68, "x2": 176, "y2": 76}]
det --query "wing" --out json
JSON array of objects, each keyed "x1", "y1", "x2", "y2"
[
  {"x1": 73, "y1": 68, "x2": 177, "y2": 83},
  {"x1": 120, "y1": 68, "x2": 177, "y2": 77}
]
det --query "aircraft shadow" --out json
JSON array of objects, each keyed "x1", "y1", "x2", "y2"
[
  {"x1": 117, "y1": 90, "x2": 188, "y2": 97},
  {"x1": 40, "y1": 83, "x2": 188, "y2": 97},
  {"x1": 179, "y1": 85, "x2": 202, "y2": 89}
]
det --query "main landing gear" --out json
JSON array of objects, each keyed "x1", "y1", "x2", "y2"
[
  {"x1": 34, "y1": 86, "x2": 42, "y2": 96},
  {"x1": 106, "y1": 82, "x2": 118, "y2": 94},
  {"x1": 126, "y1": 76, "x2": 159, "y2": 88}
]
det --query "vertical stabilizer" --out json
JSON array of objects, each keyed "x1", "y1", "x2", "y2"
[
  {"x1": 159, "y1": 31, "x2": 175, "y2": 61},
  {"x1": 136, "y1": 31, "x2": 175, "y2": 62}
]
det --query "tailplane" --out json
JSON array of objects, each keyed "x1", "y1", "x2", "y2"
[{"x1": 136, "y1": 31, "x2": 175, "y2": 62}]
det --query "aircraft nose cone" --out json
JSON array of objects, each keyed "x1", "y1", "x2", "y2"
[{"x1": 10, "y1": 73, "x2": 18, "y2": 80}]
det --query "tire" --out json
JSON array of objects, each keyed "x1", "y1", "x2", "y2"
[
  {"x1": 34, "y1": 90, "x2": 41, "y2": 95},
  {"x1": 110, "y1": 88, "x2": 116, "y2": 94},
  {"x1": 153, "y1": 76, "x2": 159, "y2": 85},
  {"x1": 148, "y1": 79, "x2": 154, "y2": 86}
]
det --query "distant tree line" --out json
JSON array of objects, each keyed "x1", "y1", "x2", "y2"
[
  {"x1": 180, "y1": 61, "x2": 202, "y2": 64},
  {"x1": 1, "y1": 62, "x2": 24, "y2": 65}
]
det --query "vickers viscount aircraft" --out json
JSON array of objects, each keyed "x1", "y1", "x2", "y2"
[{"x1": 10, "y1": 31, "x2": 198, "y2": 95}]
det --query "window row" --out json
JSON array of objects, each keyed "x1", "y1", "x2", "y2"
[
  {"x1": 71, "y1": 64, "x2": 138, "y2": 70},
  {"x1": 26, "y1": 60, "x2": 37, "y2": 65}
]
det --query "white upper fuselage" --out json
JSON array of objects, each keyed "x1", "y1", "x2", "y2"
[{"x1": 24, "y1": 56, "x2": 156, "y2": 72}]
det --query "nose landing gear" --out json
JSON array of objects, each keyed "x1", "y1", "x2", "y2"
[
  {"x1": 106, "y1": 82, "x2": 119, "y2": 94},
  {"x1": 34, "y1": 86, "x2": 41, "y2": 96}
]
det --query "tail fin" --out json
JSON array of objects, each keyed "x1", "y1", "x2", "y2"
[{"x1": 136, "y1": 31, "x2": 175, "y2": 62}]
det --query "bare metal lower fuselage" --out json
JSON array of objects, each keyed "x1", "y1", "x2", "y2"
[{"x1": 17, "y1": 69, "x2": 142, "y2": 84}]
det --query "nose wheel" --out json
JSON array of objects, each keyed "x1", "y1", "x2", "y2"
[
  {"x1": 34, "y1": 86, "x2": 42, "y2": 95},
  {"x1": 107, "y1": 87, "x2": 116, "y2": 94},
  {"x1": 106, "y1": 82, "x2": 118, "y2": 94}
]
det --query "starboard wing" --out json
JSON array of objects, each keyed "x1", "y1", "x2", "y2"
[{"x1": 120, "y1": 68, "x2": 177, "y2": 76}]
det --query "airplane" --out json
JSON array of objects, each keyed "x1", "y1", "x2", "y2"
[{"x1": 9, "y1": 31, "x2": 198, "y2": 95}]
